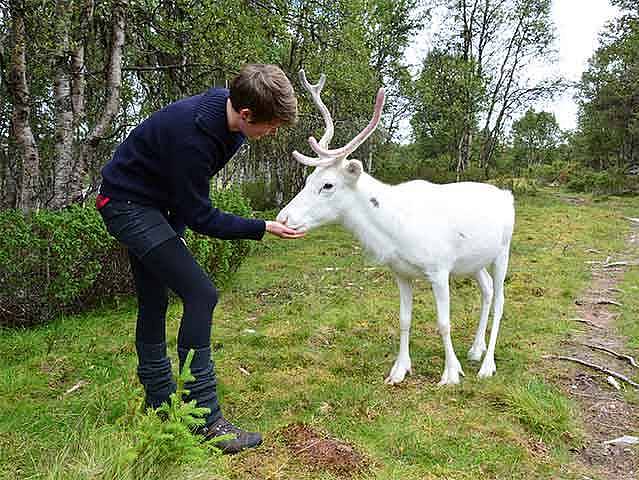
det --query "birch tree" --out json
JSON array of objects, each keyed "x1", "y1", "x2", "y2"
[
  {"x1": 7, "y1": 0, "x2": 40, "y2": 212},
  {"x1": 0, "y1": 0, "x2": 424, "y2": 210},
  {"x1": 511, "y1": 108, "x2": 562, "y2": 170},
  {"x1": 411, "y1": 0, "x2": 563, "y2": 176}
]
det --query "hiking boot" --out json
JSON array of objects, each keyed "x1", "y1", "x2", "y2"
[{"x1": 198, "y1": 416, "x2": 262, "y2": 454}]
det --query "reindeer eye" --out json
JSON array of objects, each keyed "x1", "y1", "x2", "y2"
[{"x1": 323, "y1": 183, "x2": 334, "y2": 190}]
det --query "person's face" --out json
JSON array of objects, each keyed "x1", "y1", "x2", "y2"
[{"x1": 238, "y1": 109, "x2": 282, "y2": 139}]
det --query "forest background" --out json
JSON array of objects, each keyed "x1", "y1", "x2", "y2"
[{"x1": 0, "y1": 0, "x2": 638, "y2": 325}]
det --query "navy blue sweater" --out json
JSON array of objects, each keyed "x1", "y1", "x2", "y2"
[{"x1": 100, "y1": 88, "x2": 265, "y2": 240}]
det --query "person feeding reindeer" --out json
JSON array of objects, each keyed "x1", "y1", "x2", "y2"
[
  {"x1": 97, "y1": 64, "x2": 304, "y2": 454},
  {"x1": 278, "y1": 70, "x2": 515, "y2": 386}
]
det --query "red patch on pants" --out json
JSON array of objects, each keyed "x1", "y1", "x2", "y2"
[{"x1": 95, "y1": 194, "x2": 111, "y2": 210}]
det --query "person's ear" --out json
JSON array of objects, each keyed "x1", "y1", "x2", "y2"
[{"x1": 239, "y1": 108, "x2": 253, "y2": 123}]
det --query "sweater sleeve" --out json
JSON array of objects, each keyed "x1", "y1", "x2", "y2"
[{"x1": 170, "y1": 141, "x2": 266, "y2": 240}]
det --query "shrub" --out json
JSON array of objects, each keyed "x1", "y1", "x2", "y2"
[
  {"x1": 0, "y1": 187, "x2": 256, "y2": 328},
  {"x1": 0, "y1": 205, "x2": 121, "y2": 327},
  {"x1": 374, "y1": 154, "x2": 489, "y2": 185},
  {"x1": 531, "y1": 160, "x2": 578, "y2": 185},
  {"x1": 526, "y1": 161, "x2": 639, "y2": 195},
  {"x1": 185, "y1": 186, "x2": 255, "y2": 288},
  {"x1": 241, "y1": 179, "x2": 279, "y2": 211},
  {"x1": 565, "y1": 168, "x2": 637, "y2": 195},
  {"x1": 491, "y1": 176, "x2": 540, "y2": 196}
]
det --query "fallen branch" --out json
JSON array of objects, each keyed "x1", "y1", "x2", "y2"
[
  {"x1": 571, "y1": 318, "x2": 603, "y2": 329},
  {"x1": 582, "y1": 343, "x2": 639, "y2": 368},
  {"x1": 602, "y1": 261, "x2": 628, "y2": 268},
  {"x1": 595, "y1": 298, "x2": 623, "y2": 307},
  {"x1": 606, "y1": 287, "x2": 624, "y2": 294},
  {"x1": 543, "y1": 355, "x2": 639, "y2": 389}
]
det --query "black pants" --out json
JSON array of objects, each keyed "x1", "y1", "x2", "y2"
[{"x1": 99, "y1": 199, "x2": 221, "y2": 423}]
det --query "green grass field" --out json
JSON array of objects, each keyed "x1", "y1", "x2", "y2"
[{"x1": 1, "y1": 189, "x2": 638, "y2": 479}]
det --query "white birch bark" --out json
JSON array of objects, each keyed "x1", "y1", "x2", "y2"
[{"x1": 8, "y1": 2, "x2": 40, "y2": 212}]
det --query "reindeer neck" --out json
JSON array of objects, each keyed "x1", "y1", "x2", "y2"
[{"x1": 341, "y1": 173, "x2": 396, "y2": 260}]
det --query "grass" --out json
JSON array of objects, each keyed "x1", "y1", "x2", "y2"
[{"x1": 1, "y1": 188, "x2": 638, "y2": 479}]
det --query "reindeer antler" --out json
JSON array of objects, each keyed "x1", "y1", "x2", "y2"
[
  {"x1": 298, "y1": 70, "x2": 334, "y2": 148},
  {"x1": 292, "y1": 71, "x2": 385, "y2": 167},
  {"x1": 308, "y1": 88, "x2": 385, "y2": 159},
  {"x1": 292, "y1": 70, "x2": 340, "y2": 167}
]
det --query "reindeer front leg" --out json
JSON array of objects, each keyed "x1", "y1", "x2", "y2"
[
  {"x1": 430, "y1": 271, "x2": 464, "y2": 385},
  {"x1": 385, "y1": 275, "x2": 413, "y2": 385}
]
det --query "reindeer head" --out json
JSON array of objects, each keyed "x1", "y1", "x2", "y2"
[{"x1": 276, "y1": 70, "x2": 385, "y2": 232}]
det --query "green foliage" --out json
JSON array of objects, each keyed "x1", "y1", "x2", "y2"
[
  {"x1": 410, "y1": 49, "x2": 484, "y2": 159},
  {"x1": 125, "y1": 349, "x2": 228, "y2": 479},
  {"x1": 185, "y1": 187, "x2": 255, "y2": 289},
  {"x1": 531, "y1": 160, "x2": 579, "y2": 185},
  {"x1": 0, "y1": 0, "x2": 425, "y2": 211},
  {"x1": 574, "y1": 3, "x2": 639, "y2": 171},
  {"x1": 241, "y1": 179, "x2": 279, "y2": 212},
  {"x1": 373, "y1": 144, "x2": 489, "y2": 185},
  {"x1": 407, "y1": 0, "x2": 562, "y2": 169},
  {"x1": 491, "y1": 176, "x2": 540, "y2": 196},
  {"x1": 511, "y1": 109, "x2": 563, "y2": 172},
  {"x1": 0, "y1": 204, "x2": 122, "y2": 327},
  {"x1": 0, "y1": 187, "x2": 256, "y2": 327},
  {"x1": 565, "y1": 168, "x2": 638, "y2": 195}
]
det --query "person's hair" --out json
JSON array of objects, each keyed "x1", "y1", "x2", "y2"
[{"x1": 229, "y1": 64, "x2": 297, "y2": 125}]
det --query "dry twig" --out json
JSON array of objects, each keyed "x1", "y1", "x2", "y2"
[
  {"x1": 543, "y1": 355, "x2": 639, "y2": 389},
  {"x1": 571, "y1": 318, "x2": 603, "y2": 329},
  {"x1": 595, "y1": 298, "x2": 623, "y2": 307},
  {"x1": 582, "y1": 343, "x2": 639, "y2": 368},
  {"x1": 602, "y1": 261, "x2": 628, "y2": 268}
]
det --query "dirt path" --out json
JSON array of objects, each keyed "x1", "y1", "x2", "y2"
[{"x1": 554, "y1": 220, "x2": 639, "y2": 479}]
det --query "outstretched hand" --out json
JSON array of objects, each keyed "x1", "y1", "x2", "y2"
[{"x1": 265, "y1": 220, "x2": 305, "y2": 239}]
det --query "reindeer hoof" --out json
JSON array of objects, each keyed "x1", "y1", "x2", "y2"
[
  {"x1": 478, "y1": 358, "x2": 496, "y2": 378},
  {"x1": 384, "y1": 361, "x2": 411, "y2": 385},
  {"x1": 438, "y1": 362, "x2": 464, "y2": 385},
  {"x1": 467, "y1": 345, "x2": 486, "y2": 362}
]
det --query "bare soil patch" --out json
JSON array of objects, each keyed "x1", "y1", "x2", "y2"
[
  {"x1": 552, "y1": 223, "x2": 639, "y2": 479},
  {"x1": 279, "y1": 423, "x2": 375, "y2": 478},
  {"x1": 228, "y1": 423, "x2": 375, "y2": 479}
]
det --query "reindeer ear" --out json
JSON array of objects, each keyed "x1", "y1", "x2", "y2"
[{"x1": 343, "y1": 159, "x2": 363, "y2": 183}]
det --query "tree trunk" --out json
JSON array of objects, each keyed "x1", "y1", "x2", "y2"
[
  {"x1": 8, "y1": 1, "x2": 40, "y2": 213},
  {"x1": 77, "y1": 0, "x2": 126, "y2": 201},
  {"x1": 50, "y1": 0, "x2": 74, "y2": 209}
]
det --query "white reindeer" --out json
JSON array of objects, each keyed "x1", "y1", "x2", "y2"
[{"x1": 278, "y1": 71, "x2": 515, "y2": 385}]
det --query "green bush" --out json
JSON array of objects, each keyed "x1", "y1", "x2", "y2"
[
  {"x1": 525, "y1": 161, "x2": 639, "y2": 195},
  {"x1": 565, "y1": 167, "x2": 637, "y2": 195},
  {"x1": 0, "y1": 187, "x2": 257, "y2": 328},
  {"x1": 531, "y1": 160, "x2": 578, "y2": 185},
  {"x1": 374, "y1": 154, "x2": 489, "y2": 185},
  {"x1": 241, "y1": 179, "x2": 279, "y2": 211},
  {"x1": 491, "y1": 176, "x2": 540, "y2": 196},
  {"x1": 0, "y1": 205, "x2": 123, "y2": 327},
  {"x1": 185, "y1": 186, "x2": 256, "y2": 289}
]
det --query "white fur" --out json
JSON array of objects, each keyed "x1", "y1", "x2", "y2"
[{"x1": 277, "y1": 161, "x2": 515, "y2": 385}]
